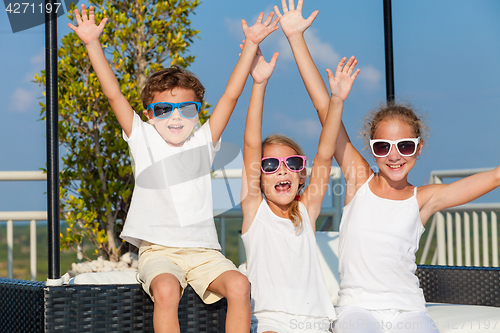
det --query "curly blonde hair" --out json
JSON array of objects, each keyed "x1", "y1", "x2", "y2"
[
  {"x1": 262, "y1": 134, "x2": 306, "y2": 231},
  {"x1": 360, "y1": 102, "x2": 429, "y2": 150}
]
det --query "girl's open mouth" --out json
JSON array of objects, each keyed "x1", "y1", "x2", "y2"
[{"x1": 275, "y1": 181, "x2": 291, "y2": 193}]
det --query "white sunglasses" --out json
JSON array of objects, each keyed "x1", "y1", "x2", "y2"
[{"x1": 369, "y1": 137, "x2": 421, "y2": 158}]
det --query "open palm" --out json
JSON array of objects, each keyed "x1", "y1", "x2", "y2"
[
  {"x1": 328, "y1": 56, "x2": 360, "y2": 101},
  {"x1": 242, "y1": 12, "x2": 280, "y2": 46},
  {"x1": 68, "y1": 5, "x2": 107, "y2": 46},
  {"x1": 274, "y1": 0, "x2": 318, "y2": 38}
]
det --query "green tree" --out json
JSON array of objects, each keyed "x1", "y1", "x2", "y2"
[{"x1": 35, "y1": 0, "x2": 208, "y2": 262}]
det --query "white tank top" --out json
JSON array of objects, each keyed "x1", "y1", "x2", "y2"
[
  {"x1": 338, "y1": 174, "x2": 426, "y2": 311},
  {"x1": 242, "y1": 200, "x2": 336, "y2": 321}
]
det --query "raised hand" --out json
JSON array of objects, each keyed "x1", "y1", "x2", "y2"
[
  {"x1": 241, "y1": 12, "x2": 280, "y2": 46},
  {"x1": 326, "y1": 56, "x2": 360, "y2": 102},
  {"x1": 274, "y1": 0, "x2": 318, "y2": 38},
  {"x1": 68, "y1": 4, "x2": 108, "y2": 46},
  {"x1": 240, "y1": 42, "x2": 279, "y2": 84}
]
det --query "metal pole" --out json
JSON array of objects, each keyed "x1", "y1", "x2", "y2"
[
  {"x1": 7, "y1": 220, "x2": 13, "y2": 279},
  {"x1": 383, "y1": 0, "x2": 395, "y2": 103},
  {"x1": 46, "y1": 0, "x2": 60, "y2": 280}
]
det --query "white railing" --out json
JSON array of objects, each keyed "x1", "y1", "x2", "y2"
[
  {"x1": 0, "y1": 171, "x2": 47, "y2": 280},
  {"x1": 419, "y1": 168, "x2": 500, "y2": 266},
  {"x1": 2, "y1": 168, "x2": 343, "y2": 279}
]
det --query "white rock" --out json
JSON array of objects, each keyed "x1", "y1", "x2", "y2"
[
  {"x1": 117, "y1": 261, "x2": 129, "y2": 270},
  {"x1": 80, "y1": 263, "x2": 93, "y2": 273},
  {"x1": 104, "y1": 260, "x2": 117, "y2": 268},
  {"x1": 121, "y1": 252, "x2": 132, "y2": 265}
]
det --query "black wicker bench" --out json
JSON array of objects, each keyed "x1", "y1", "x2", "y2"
[
  {"x1": 1, "y1": 265, "x2": 499, "y2": 332},
  {"x1": 416, "y1": 265, "x2": 500, "y2": 307},
  {"x1": 0, "y1": 278, "x2": 226, "y2": 333}
]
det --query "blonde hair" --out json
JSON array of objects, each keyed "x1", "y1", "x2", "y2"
[
  {"x1": 361, "y1": 102, "x2": 429, "y2": 150},
  {"x1": 262, "y1": 134, "x2": 306, "y2": 231}
]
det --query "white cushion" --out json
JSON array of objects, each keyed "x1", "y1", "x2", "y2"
[
  {"x1": 314, "y1": 231, "x2": 500, "y2": 332},
  {"x1": 69, "y1": 271, "x2": 139, "y2": 285},
  {"x1": 426, "y1": 303, "x2": 500, "y2": 333},
  {"x1": 315, "y1": 231, "x2": 341, "y2": 305}
]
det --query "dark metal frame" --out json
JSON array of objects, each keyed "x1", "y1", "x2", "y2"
[{"x1": 3, "y1": 1, "x2": 485, "y2": 332}]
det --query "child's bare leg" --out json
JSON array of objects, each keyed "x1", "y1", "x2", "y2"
[
  {"x1": 150, "y1": 273, "x2": 182, "y2": 333},
  {"x1": 208, "y1": 270, "x2": 251, "y2": 333}
]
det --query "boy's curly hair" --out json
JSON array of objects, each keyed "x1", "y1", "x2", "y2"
[
  {"x1": 141, "y1": 66, "x2": 205, "y2": 110},
  {"x1": 262, "y1": 134, "x2": 306, "y2": 232},
  {"x1": 360, "y1": 102, "x2": 429, "y2": 150}
]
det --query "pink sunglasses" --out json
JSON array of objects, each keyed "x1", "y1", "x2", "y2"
[{"x1": 261, "y1": 155, "x2": 306, "y2": 174}]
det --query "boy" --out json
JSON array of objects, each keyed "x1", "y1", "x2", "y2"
[{"x1": 69, "y1": 4, "x2": 279, "y2": 332}]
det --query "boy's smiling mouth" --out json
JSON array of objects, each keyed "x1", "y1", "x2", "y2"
[{"x1": 168, "y1": 124, "x2": 184, "y2": 133}]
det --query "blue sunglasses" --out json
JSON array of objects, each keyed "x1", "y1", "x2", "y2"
[{"x1": 147, "y1": 101, "x2": 201, "y2": 119}]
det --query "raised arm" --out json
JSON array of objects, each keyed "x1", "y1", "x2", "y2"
[
  {"x1": 274, "y1": 0, "x2": 325, "y2": 119},
  {"x1": 68, "y1": 5, "x2": 134, "y2": 136},
  {"x1": 241, "y1": 47, "x2": 279, "y2": 234},
  {"x1": 275, "y1": 0, "x2": 371, "y2": 203},
  {"x1": 301, "y1": 60, "x2": 359, "y2": 229},
  {"x1": 419, "y1": 166, "x2": 500, "y2": 224},
  {"x1": 209, "y1": 12, "x2": 279, "y2": 144}
]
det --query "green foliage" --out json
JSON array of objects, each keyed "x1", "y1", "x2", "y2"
[{"x1": 35, "y1": 0, "x2": 208, "y2": 261}]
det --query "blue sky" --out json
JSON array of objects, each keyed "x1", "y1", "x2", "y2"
[{"x1": 0, "y1": 0, "x2": 499, "y2": 213}]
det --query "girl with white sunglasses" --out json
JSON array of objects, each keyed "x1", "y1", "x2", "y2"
[
  {"x1": 276, "y1": 1, "x2": 500, "y2": 332},
  {"x1": 240, "y1": 38, "x2": 359, "y2": 331}
]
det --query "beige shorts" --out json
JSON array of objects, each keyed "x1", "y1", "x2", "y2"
[{"x1": 138, "y1": 241, "x2": 238, "y2": 304}]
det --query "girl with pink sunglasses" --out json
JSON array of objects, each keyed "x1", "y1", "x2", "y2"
[
  {"x1": 276, "y1": 1, "x2": 500, "y2": 332},
  {"x1": 239, "y1": 39, "x2": 359, "y2": 331}
]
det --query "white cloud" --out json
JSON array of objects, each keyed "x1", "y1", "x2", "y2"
[
  {"x1": 270, "y1": 112, "x2": 322, "y2": 140},
  {"x1": 276, "y1": 28, "x2": 340, "y2": 69},
  {"x1": 304, "y1": 29, "x2": 341, "y2": 67},
  {"x1": 299, "y1": 118, "x2": 322, "y2": 138},
  {"x1": 358, "y1": 65, "x2": 382, "y2": 90},
  {"x1": 10, "y1": 87, "x2": 38, "y2": 113},
  {"x1": 224, "y1": 15, "x2": 381, "y2": 92},
  {"x1": 31, "y1": 48, "x2": 44, "y2": 65},
  {"x1": 225, "y1": 17, "x2": 243, "y2": 39}
]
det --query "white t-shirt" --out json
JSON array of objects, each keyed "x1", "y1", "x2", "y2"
[
  {"x1": 242, "y1": 200, "x2": 337, "y2": 321},
  {"x1": 120, "y1": 112, "x2": 221, "y2": 249},
  {"x1": 338, "y1": 173, "x2": 426, "y2": 311}
]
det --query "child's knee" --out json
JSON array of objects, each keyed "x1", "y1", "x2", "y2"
[
  {"x1": 150, "y1": 274, "x2": 181, "y2": 305},
  {"x1": 226, "y1": 272, "x2": 250, "y2": 299}
]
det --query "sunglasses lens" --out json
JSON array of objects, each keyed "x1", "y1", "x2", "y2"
[
  {"x1": 261, "y1": 158, "x2": 280, "y2": 173},
  {"x1": 179, "y1": 102, "x2": 199, "y2": 118},
  {"x1": 153, "y1": 103, "x2": 174, "y2": 119},
  {"x1": 286, "y1": 157, "x2": 305, "y2": 171},
  {"x1": 372, "y1": 141, "x2": 391, "y2": 157},
  {"x1": 397, "y1": 141, "x2": 416, "y2": 155}
]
